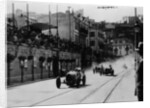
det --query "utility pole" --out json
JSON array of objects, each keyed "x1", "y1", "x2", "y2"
[
  {"x1": 49, "y1": 5, "x2": 51, "y2": 36},
  {"x1": 134, "y1": 7, "x2": 137, "y2": 49},
  {"x1": 56, "y1": 4, "x2": 60, "y2": 76},
  {"x1": 68, "y1": 6, "x2": 71, "y2": 42},
  {"x1": 56, "y1": 5, "x2": 59, "y2": 39},
  {"x1": 26, "y1": 3, "x2": 29, "y2": 32},
  {"x1": 12, "y1": 3, "x2": 15, "y2": 30},
  {"x1": 68, "y1": 6, "x2": 73, "y2": 69},
  {"x1": 8, "y1": 3, "x2": 15, "y2": 85},
  {"x1": 88, "y1": 21, "x2": 93, "y2": 65},
  {"x1": 134, "y1": 7, "x2": 137, "y2": 71}
]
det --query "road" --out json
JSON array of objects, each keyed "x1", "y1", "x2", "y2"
[{"x1": 7, "y1": 54, "x2": 138, "y2": 107}]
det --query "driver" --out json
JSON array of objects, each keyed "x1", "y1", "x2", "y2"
[{"x1": 109, "y1": 65, "x2": 112, "y2": 70}]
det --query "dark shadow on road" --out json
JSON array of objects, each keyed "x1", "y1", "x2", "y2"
[
  {"x1": 58, "y1": 84, "x2": 91, "y2": 89},
  {"x1": 100, "y1": 74, "x2": 118, "y2": 77},
  {"x1": 68, "y1": 84, "x2": 91, "y2": 89}
]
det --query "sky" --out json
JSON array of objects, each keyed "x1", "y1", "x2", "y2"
[{"x1": 7, "y1": 0, "x2": 143, "y2": 22}]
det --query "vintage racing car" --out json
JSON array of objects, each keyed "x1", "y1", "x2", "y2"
[
  {"x1": 104, "y1": 65, "x2": 114, "y2": 76},
  {"x1": 56, "y1": 67, "x2": 86, "y2": 88},
  {"x1": 93, "y1": 65, "x2": 114, "y2": 76}
]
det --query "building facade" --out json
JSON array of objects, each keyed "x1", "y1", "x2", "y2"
[
  {"x1": 111, "y1": 37, "x2": 134, "y2": 56},
  {"x1": 86, "y1": 27, "x2": 105, "y2": 53}
]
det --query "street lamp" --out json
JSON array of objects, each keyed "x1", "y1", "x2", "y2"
[
  {"x1": 49, "y1": 5, "x2": 51, "y2": 36},
  {"x1": 56, "y1": 4, "x2": 60, "y2": 77},
  {"x1": 68, "y1": 6, "x2": 71, "y2": 42},
  {"x1": 12, "y1": 3, "x2": 15, "y2": 30},
  {"x1": 134, "y1": 7, "x2": 138, "y2": 71},
  {"x1": 134, "y1": 7, "x2": 137, "y2": 50},
  {"x1": 56, "y1": 5, "x2": 59, "y2": 39},
  {"x1": 68, "y1": 6, "x2": 74, "y2": 69},
  {"x1": 26, "y1": 3, "x2": 29, "y2": 32}
]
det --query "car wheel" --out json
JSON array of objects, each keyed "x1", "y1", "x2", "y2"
[
  {"x1": 76, "y1": 79, "x2": 80, "y2": 88},
  {"x1": 112, "y1": 71, "x2": 114, "y2": 76},
  {"x1": 56, "y1": 77, "x2": 61, "y2": 88},
  {"x1": 82, "y1": 76, "x2": 86, "y2": 86}
]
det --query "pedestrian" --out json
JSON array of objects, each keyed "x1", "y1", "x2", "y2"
[{"x1": 135, "y1": 42, "x2": 143, "y2": 101}]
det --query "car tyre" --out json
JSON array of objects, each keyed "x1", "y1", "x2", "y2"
[
  {"x1": 76, "y1": 79, "x2": 80, "y2": 88},
  {"x1": 82, "y1": 75, "x2": 86, "y2": 86},
  {"x1": 56, "y1": 77, "x2": 61, "y2": 88},
  {"x1": 112, "y1": 71, "x2": 114, "y2": 76}
]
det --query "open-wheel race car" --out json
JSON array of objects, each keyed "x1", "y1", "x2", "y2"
[
  {"x1": 56, "y1": 67, "x2": 86, "y2": 88},
  {"x1": 104, "y1": 65, "x2": 114, "y2": 76}
]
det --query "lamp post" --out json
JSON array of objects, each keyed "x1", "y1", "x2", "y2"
[
  {"x1": 134, "y1": 7, "x2": 137, "y2": 49},
  {"x1": 68, "y1": 6, "x2": 73, "y2": 70},
  {"x1": 134, "y1": 7, "x2": 138, "y2": 71},
  {"x1": 49, "y1": 5, "x2": 51, "y2": 36},
  {"x1": 7, "y1": 3, "x2": 15, "y2": 85},
  {"x1": 56, "y1": 4, "x2": 60, "y2": 76},
  {"x1": 56, "y1": 5, "x2": 59, "y2": 43},
  {"x1": 12, "y1": 3, "x2": 15, "y2": 30},
  {"x1": 88, "y1": 21, "x2": 93, "y2": 65},
  {"x1": 68, "y1": 6, "x2": 71, "y2": 42},
  {"x1": 26, "y1": 3, "x2": 29, "y2": 32},
  {"x1": 48, "y1": 5, "x2": 51, "y2": 78}
]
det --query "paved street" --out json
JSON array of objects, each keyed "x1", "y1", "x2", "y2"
[{"x1": 7, "y1": 54, "x2": 138, "y2": 107}]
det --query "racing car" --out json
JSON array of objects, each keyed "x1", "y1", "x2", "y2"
[
  {"x1": 56, "y1": 67, "x2": 86, "y2": 88},
  {"x1": 104, "y1": 65, "x2": 114, "y2": 76}
]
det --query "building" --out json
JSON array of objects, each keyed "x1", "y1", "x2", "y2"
[
  {"x1": 85, "y1": 22, "x2": 106, "y2": 62},
  {"x1": 104, "y1": 23, "x2": 116, "y2": 39},
  {"x1": 8, "y1": 9, "x2": 92, "y2": 46},
  {"x1": 111, "y1": 37, "x2": 134, "y2": 56},
  {"x1": 37, "y1": 10, "x2": 90, "y2": 46},
  {"x1": 86, "y1": 24, "x2": 105, "y2": 53}
]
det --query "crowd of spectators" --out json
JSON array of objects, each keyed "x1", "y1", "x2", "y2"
[{"x1": 7, "y1": 24, "x2": 91, "y2": 54}]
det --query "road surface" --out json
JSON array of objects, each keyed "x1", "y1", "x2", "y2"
[{"x1": 7, "y1": 54, "x2": 138, "y2": 107}]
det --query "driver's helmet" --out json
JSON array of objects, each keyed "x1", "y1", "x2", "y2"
[
  {"x1": 75, "y1": 67, "x2": 81, "y2": 72},
  {"x1": 109, "y1": 65, "x2": 112, "y2": 68}
]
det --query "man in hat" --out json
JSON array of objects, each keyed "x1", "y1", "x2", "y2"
[{"x1": 135, "y1": 42, "x2": 143, "y2": 101}]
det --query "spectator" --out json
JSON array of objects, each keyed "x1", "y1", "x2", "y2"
[{"x1": 135, "y1": 42, "x2": 143, "y2": 101}]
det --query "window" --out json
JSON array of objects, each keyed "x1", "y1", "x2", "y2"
[
  {"x1": 90, "y1": 32, "x2": 95, "y2": 37},
  {"x1": 90, "y1": 40, "x2": 95, "y2": 46}
]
